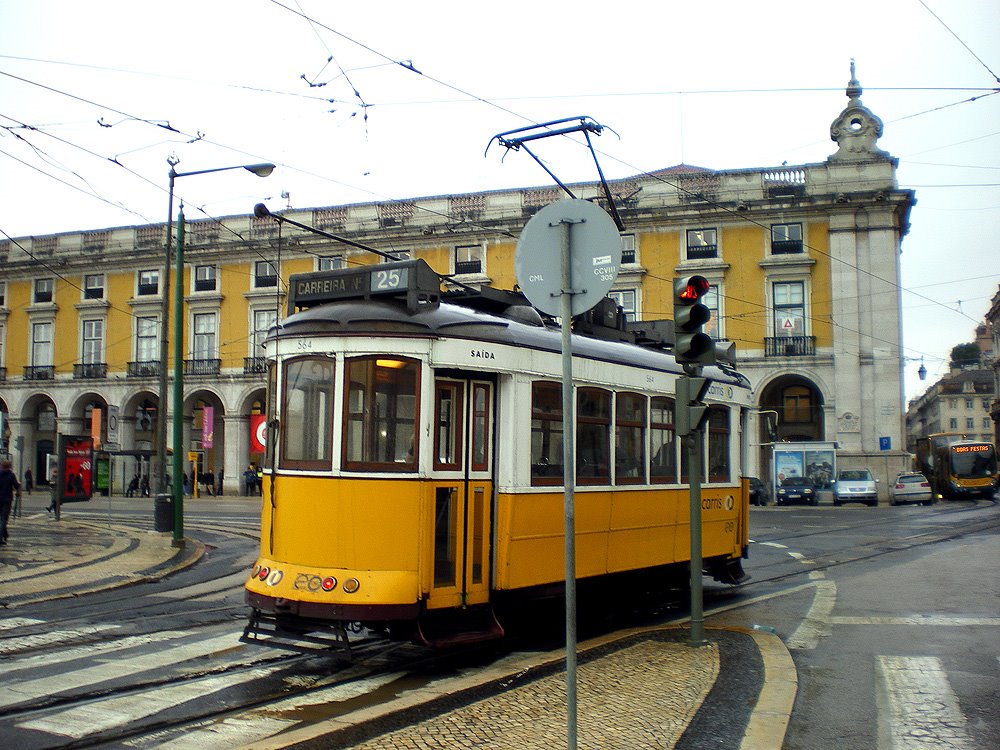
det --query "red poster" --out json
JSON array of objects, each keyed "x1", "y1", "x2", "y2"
[
  {"x1": 60, "y1": 435, "x2": 94, "y2": 503},
  {"x1": 250, "y1": 414, "x2": 267, "y2": 454}
]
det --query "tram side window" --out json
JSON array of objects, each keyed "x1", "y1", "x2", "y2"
[
  {"x1": 577, "y1": 388, "x2": 611, "y2": 485},
  {"x1": 707, "y1": 406, "x2": 730, "y2": 482},
  {"x1": 615, "y1": 392, "x2": 646, "y2": 485},
  {"x1": 434, "y1": 380, "x2": 463, "y2": 470},
  {"x1": 344, "y1": 357, "x2": 419, "y2": 471},
  {"x1": 531, "y1": 381, "x2": 563, "y2": 485},
  {"x1": 650, "y1": 396, "x2": 677, "y2": 483},
  {"x1": 281, "y1": 357, "x2": 334, "y2": 469}
]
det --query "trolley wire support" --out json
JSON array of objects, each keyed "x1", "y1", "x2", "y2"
[{"x1": 485, "y1": 116, "x2": 626, "y2": 232}]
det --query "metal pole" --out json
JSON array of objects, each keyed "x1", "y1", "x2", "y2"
[
  {"x1": 171, "y1": 205, "x2": 186, "y2": 548},
  {"x1": 558, "y1": 219, "x2": 578, "y2": 750},
  {"x1": 156, "y1": 163, "x2": 178, "y2": 498},
  {"x1": 687, "y1": 394, "x2": 707, "y2": 647}
]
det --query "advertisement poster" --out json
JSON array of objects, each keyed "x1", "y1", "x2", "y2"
[
  {"x1": 59, "y1": 435, "x2": 94, "y2": 504},
  {"x1": 249, "y1": 414, "x2": 267, "y2": 454},
  {"x1": 805, "y1": 450, "x2": 836, "y2": 488},
  {"x1": 774, "y1": 450, "x2": 804, "y2": 484}
]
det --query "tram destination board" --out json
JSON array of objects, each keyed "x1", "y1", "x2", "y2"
[{"x1": 288, "y1": 259, "x2": 440, "y2": 312}]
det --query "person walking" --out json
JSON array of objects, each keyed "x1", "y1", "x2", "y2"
[
  {"x1": 24, "y1": 468, "x2": 34, "y2": 493},
  {"x1": 0, "y1": 459, "x2": 22, "y2": 545}
]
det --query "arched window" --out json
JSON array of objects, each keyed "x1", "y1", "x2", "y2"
[{"x1": 782, "y1": 385, "x2": 813, "y2": 423}]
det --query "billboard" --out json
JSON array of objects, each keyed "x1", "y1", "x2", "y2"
[{"x1": 59, "y1": 435, "x2": 95, "y2": 504}]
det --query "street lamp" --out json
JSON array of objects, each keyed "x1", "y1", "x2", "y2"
[{"x1": 156, "y1": 159, "x2": 274, "y2": 547}]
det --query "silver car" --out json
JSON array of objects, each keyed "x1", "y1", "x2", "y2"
[
  {"x1": 890, "y1": 472, "x2": 934, "y2": 506},
  {"x1": 833, "y1": 468, "x2": 878, "y2": 507}
]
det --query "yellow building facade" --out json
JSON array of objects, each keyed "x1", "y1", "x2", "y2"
[{"x1": 0, "y1": 75, "x2": 914, "y2": 498}]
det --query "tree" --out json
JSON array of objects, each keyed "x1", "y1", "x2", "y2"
[{"x1": 949, "y1": 342, "x2": 981, "y2": 369}]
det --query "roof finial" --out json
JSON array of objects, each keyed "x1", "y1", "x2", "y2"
[{"x1": 847, "y1": 58, "x2": 862, "y2": 100}]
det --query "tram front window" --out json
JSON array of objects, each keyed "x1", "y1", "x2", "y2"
[
  {"x1": 344, "y1": 357, "x2": 419, "y2": 470},
  {"x1": 281, "y1": 357, "x2": 334, "y2": 469}
]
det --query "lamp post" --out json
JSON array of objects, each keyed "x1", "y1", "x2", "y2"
[{"x1": 156, "y1": 159, "x2": 274, "y2": 547}]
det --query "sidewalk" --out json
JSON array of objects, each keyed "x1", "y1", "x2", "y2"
[{"x1": 0, "y1": 493, "x2": 204, "y2": 607}]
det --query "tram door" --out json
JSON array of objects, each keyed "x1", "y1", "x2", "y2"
[{"x1": 427, "y1": 377, "x2": 494, "y2": 610}]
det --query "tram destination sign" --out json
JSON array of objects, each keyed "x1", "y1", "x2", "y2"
[{"x1": 288, "y1": 260, "x2": 440, "y2": 313}]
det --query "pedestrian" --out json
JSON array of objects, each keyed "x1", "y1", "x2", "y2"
[
  {"x1": 140, "y1": 475, "x2": 150, "y2": 497},
  {"x1": 126, "y1": 473, "x2": 139, "y2": 498},
  {"x1": 24, "y1": 468, "x2": 34, "y2": 493},
  {"x1": 0, "y1": 459, "x2": 21, "y2": 545},
  {"x1": 243, "y1": 464, "x2": 257, "y2": 497}
]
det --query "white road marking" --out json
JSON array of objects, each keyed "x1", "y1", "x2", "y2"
[
  {"x1": 787, "y1": 551, "x2": 815, "y2": 564},
  {"x1": 1, "y1": 631, "x2": 195, "y2": 672},
  {"x1": 757, "y1": 541, "x2": 788, "y2": 549},
  {"x1": 0, "y1": 633, "x2": 242, "y2": 709},
  {"x1": 0, "y1": 624, "x2": 121, "y2": 658},
  {"x1": 785, "y1": 579, "x2": 837, "y2": 650},
  {"x1": 834, "y1": 615, "x2": 1000, "y2": 627},
  {"x1": 19, "y1": 664, "x2": 287, "y2": 738},
  {"x1": 148, "y1": 673, "x2": 405, "y2": 749},
  {"x1": 877, "y1": 656, "x2": 975, "y2": 749},
  {"x1": 0, "y1": 617, "x2": 45, "y2": 630}
]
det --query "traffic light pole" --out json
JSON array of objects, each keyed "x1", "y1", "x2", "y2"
[{"x1": 679, "y1": 366, "x2": 709, "y2": 647}]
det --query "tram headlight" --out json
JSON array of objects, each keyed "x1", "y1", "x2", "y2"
[{"x1": 342, "y1": 578, "x2": 361, "y2": 594}]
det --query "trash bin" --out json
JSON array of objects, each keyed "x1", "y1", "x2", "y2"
[{"x1": 154, "y1": 493, "x2": 173, "y2": 532}]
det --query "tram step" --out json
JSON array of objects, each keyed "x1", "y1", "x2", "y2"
[{"x1": 416, "y1": 605, "x2": 505, "y2": 649}]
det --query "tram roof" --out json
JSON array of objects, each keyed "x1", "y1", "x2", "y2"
[{"x1": 268, "y1": 296, "x2": 749, "y2": 389}]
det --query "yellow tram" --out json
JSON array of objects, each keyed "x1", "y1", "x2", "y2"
[{"x1": 244, "y1": 259, "x2": 753, "y2": 648}]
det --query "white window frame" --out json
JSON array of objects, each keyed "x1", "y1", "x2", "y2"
[
  {"x1": 136, "y1": 316, "x2": 159, "y2": 362},
  {"x1": 82, "y1": 319, "x2": 104, "y2": 364},
  {"x1": 192, "y1": 312, "x2": 217, "y2": 361},
  {"x1": 608, "y1": 288, "x2": 638, "y2": 322},
  {"x1": 770, "y1": 222, "x2": 804, "y2": 254},
  {"x1": 620, "y1": 234, "x2": 637, "y2": 265},
  {"x1": 194, "y1": 264, "x2": 217, "y2": 292},
  {"x1": 34, "y1": 278, "x2": 54, "y2": 304},
  {"x1": 454, "y1": 244, "x2": 484, "y2": 276},
  {"x1": 251, "y1": 307, "x2": 277, "y2": 355},
  {"x1": 772, "y1": 280, "x2": 807, "y2": 338},
  {"x1": 31, "y1": 321, "x2": 53, "y2": 366},
  {"x1": 138, "y1": 269, "x2": 160, "y2": 296},
  {"x1": 83, "y1": 273, "x2": 105, "y2": 300},
  {"x1": 318, "y1": 255, "x2": 345, "y2": 271},
  {"x1": 685, "y1": 228, "x2": 718, "y2": 260},
  {"x1": 254, "y1": 260, "x2": 277, "y2": 288}
]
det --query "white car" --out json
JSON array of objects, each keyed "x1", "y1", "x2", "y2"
[
  {"x1": 889, "y1": 472, "x2": 934, "y2": 506},
  {"x1": 833, "y1": 468, "x2": 878, "y2": 507}
]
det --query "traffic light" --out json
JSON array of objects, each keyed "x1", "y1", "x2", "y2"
[
  {"x1": 673, "y1": 275, "x2": 715, "y2": 367},
  {"x1": 675, "y1": 376, "x2": 710, "y2": 435}
]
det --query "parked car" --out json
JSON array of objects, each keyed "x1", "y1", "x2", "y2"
[
  {"x1": 748, "y1": 477, "x2": 767, "y2": 506},
  {"x1": 776, "y1": 476, "x2": 818, "y2": 506},
  {"x1": 890, "y1": 472, "x2": 934, "y2": 506},
  {"x1": 833, "y1": 468, "x2": 878, "y2": 506}
]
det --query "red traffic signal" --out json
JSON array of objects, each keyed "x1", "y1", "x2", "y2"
[{"x1": 673, "y1": 275, "x2": 715, "y2": 366}]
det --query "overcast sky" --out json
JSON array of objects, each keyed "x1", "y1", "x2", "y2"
[{"x1": 1, "y1": 0, "x2": 998, "y2": 403}]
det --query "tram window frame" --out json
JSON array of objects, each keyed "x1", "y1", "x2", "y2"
[
  {"x1": 615, "y1": 392, "x2": 647, "y2": 485},
  {"x1": 434, "y1": 380, "x2": 464, "y2": 471},
  {"x1": 279, "y1": 356, "x2": 335, "y2": 470},
  {"x1": 650, "y1": 396, "x2": 678, "y2": 484},
  {"x1": 577, "y1": 387, "x2": 611, "y2": 485},
  {"x1": 471, "y1": 383, "x2": 490, "y2": 473},
  {"x1": 264, "y1": 361, "x2": 277, "y2": 469},
  {"x1": 706, "y1": 406, "x2": 731, "y2": 483},
  {"x1": 530, "y1": 381, "x2": 563, "y2": 486},
  {"x1": 343, "y1": 356, "x2": 420, "y2": 472}
]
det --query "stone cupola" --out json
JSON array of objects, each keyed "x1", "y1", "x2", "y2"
[{"x1": 829, "y1": 60, "x2": 891, "y2": 162}]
